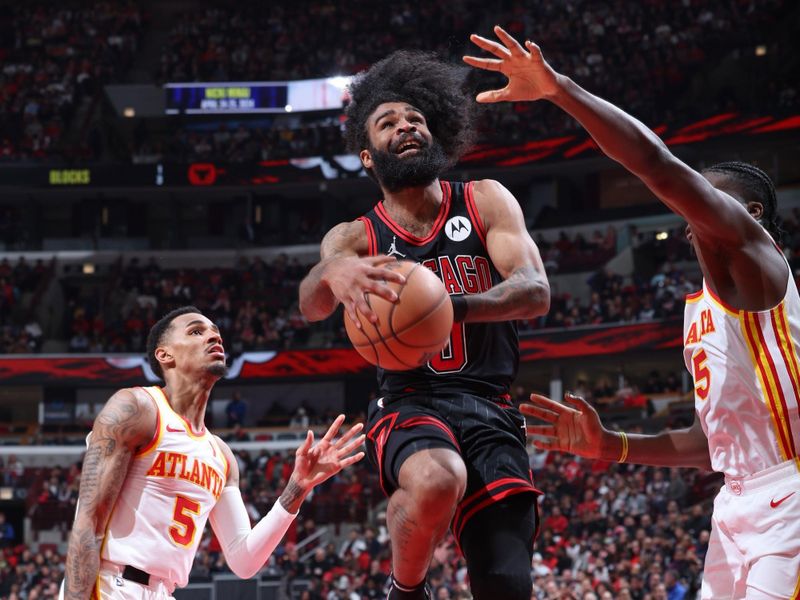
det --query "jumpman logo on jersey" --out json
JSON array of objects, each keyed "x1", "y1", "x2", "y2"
[{"x1": 386, "y1": 236, "x2": 406, "y2": 258}]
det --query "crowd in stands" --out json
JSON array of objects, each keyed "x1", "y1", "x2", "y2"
[
  {"x1": 53, "y1": 220, "x2": 698, "y2": 355},
  {"x1": 62, "y1": 254, "x2": 312, "y2": 354},
  {"x1": 0, "y1": 258, "x2": 49, "y2": 354},
  {"x1": 137, "y1": 0, "x2": 794, "y2": 165},
  {"x1": 475, "y1": 0, "x2": 791, "y2": 145},
  {"x1": 0, "y1": 1, "x2": 792, "y2": 164},
  {"x1": 0, "y1": 2, "x2": 146, "y2": 162},
  {"x1": 0, "y1": 435, "x2": 715, "y2": 599},
  {"x1": 15, "y1": 200, "x2": 800, "y2": 355},
  {"x1": 525, "y1": 263, "x2": 697, "y2": 332},
  {"x1": 158, "y1": 1, "x2": 481, "y2": 84},
  {"x1": 536, "y1": 226, "x2": 619, "y2": 274},
  {"x1": 135, "y1": 119, "x2": 345, "y2": 165}
]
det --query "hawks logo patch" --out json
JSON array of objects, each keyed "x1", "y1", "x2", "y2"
[{"x1": 445, "y1": 216, "x2": 471, "y2": 242}]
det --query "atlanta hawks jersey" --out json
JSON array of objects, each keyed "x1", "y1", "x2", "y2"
[
  {"x1": 358, "y1": 180, "x2": 518, "y2": 397},
  {"x1": 100, "y1": 386, "x2": 229, "y2": 587},
  {"x1": 683, "y1": 272, "x2": 800, "y2": 477}
]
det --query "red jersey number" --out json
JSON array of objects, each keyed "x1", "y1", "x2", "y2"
[
  {"x1": 692, "y1": 348, "x2": 710, "y2": 401},
  {"x1": 429, "y1": 322, "x2": 468, "y2": 373}
]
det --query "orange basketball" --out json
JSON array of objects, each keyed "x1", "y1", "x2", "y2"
[{"x1": 344, "y1": 260, "x2": 454, "y2": 370}]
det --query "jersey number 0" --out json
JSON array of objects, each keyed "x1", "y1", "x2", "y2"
[{"x1": 429, "y1": 322, "x2": 468, "y2": 373}]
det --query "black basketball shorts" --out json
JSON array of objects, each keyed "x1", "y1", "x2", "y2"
[{"x1": 365, "y1": 391, "x2": 541, "y2": 543}]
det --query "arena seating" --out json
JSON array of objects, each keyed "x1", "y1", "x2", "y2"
[
  {"x1": 0, "y1": 2, "x2": 146, "y2": 162},
  {"x1": 0, "y1": 444, "x2": 716, "y2": 599}
]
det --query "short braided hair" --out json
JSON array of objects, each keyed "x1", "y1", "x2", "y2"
[{"x1": 703, "y1": 161, "x2": 781, "y2": 243}]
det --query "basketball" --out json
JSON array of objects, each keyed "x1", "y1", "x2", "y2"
[{"x1": 344, "y1": 260, "x2": 454, "y2": 370}]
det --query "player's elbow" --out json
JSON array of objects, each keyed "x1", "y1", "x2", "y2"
[
  {"x1": 230, "y1": 564, "x2": 260, "y2": 580},
  {"x1": 525, "y1": 281, "x2": 550, "y2": 318}
]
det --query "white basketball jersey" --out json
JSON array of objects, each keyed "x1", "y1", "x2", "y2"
[
  {"x1": 683, "y1": 273, "x2": 800, "y2": 478},
  {"x1": 100, "y1": 386, "x2": 228, "y2": 587}
]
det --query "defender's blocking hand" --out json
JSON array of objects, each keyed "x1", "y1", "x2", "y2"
[{"x1": 463, "y1": 25, "x2": 561, "y2": 103}]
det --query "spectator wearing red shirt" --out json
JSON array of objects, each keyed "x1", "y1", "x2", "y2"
[{"x1": 543, "y1": 505, "x2": 569, "y2": 535}]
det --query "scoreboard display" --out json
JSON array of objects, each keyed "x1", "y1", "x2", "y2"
[{"x1": 165, "y1": 77, "x2": 351, "y2": 115}]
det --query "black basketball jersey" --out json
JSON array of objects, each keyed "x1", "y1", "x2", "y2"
[{"x1": 358, "y1": 180, "x2": 519, "y2": 397}]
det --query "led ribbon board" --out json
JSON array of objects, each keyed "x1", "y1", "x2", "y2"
[{"x1": 164, "y1": 77, "x2": 352, "y2": 114}]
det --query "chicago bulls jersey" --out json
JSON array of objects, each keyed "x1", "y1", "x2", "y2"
[
  {"x1": 101, "y1": 386, "x2": 228, "y2": 587},
  {"x1": 359, "y1": 180, "x2": 518, "y2": 396},
  {"x1": 683, "y1": 271, "x2": 800, "y2": 477}
]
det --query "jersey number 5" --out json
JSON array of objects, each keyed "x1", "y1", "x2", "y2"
[
  {"x1": 169, "y1": 495, "x2": 201, "y2": 547},
  {"x1": 429, "y1": 322, "x2": 468, "y2": 373},
  {"x1": 692, "y1": 348, "x2": 710, "y2": 401}
]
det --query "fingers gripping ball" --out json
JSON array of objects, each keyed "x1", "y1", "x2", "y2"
[{"x1": 345, "y1": 260, "x2": 453, "y2": 370}]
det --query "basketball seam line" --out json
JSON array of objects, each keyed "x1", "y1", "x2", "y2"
[
  {"x1": 375, "y1": 262, "x2": 425, "y2": 369},
  {"x1": 359, "y1": 294, "x2": 381, "y2": 366},
  {"x1": 366, "y1": 278, "x2": 418, "y2": 370},
  {"x1": 388, "y1": 292, "x2": 451, "y2": 347}
]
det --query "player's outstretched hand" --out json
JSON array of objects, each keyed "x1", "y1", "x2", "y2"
[
  {"x1": 291, "y1": 414, "x2": 365, "y2": 491},
  {"x1": 521, "y1": 393, "x2": 607, "y2": 459},
  {"x1": 463, "y1": 25, "x2": 561, "y2": 104},
  {"x1": 324, "y1": 255, "x2": 406, "y2": 328}
]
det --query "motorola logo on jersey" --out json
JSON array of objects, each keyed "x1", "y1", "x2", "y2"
[{"x1": 445, "y1": 216, "x2": 472, "y2": 242}]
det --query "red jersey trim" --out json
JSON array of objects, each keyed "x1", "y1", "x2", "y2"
[
  {"x1": 357, "y1": 216, "x2": 377, "y2": 256},
  {"x1": 452, "y1": 477, "x2": 539, "y2": 541},
  {"x1": 705, "y1": 283, "x2": 740, "y2": 316},
  {"x1": 157, "y1": 386, "x2": 207, "y2": 438},
  {"x1": 464, "y1": 181, "x2": 488, "y2": 249},
  {"x1": 366, "y1": 412, "x2": 399, "y2": 497},
  {"x1": 395, "y1": 415, "x2": 459, "y2": 450},
  {"x1": 685, "y1": 290, "x2": 703, "y2": 303},
  {"x1": 374, "y1": 180, "x2": 451, "y2": 246}
]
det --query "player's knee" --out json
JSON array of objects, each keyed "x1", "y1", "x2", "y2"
[
  {"x1": 469, "y1": 569, "x2": 532, "y2": 600},
  {"x1": 403, "y1": 457, "x2": 466, "y2": 515}
]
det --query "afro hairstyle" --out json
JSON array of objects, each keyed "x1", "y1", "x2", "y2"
[{"x1": 343, "y1": 50, "x2": 476, "y2": 166}]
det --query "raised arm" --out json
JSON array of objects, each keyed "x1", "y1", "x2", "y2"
[
  {"x1": 458, "y1": 179, "x2": 550, "y2": 323},
  {"x1": 64, "y1": 389, "x2": 156, "y2": 600},
  {"x1": 209, "y1": 416, "x2": 365, "y2": 579},
  {"x1": 522, "y1": 393, "x2": 712, "y2": 471},
  {"x1": 299, "y1": 220, "x2": 406, "y2": 325},
  {"x1": 464, "y1": 27, "x2": 785, "y2": 308}
]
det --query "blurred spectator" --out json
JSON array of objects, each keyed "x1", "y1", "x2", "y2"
[
  {"x1": 0, "y1": 512, "x2": 15, "y2": 548},
  {"x1": 225, "y1": 391, "x2": 248, "y2": 427}
]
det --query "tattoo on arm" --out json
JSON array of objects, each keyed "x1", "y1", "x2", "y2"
[
  {"x1": 278, "y1": 478, "x2": 308, "y2": 514},
  {"x1": 299, "y1": 221, "x2": 364, "y2": 321},
  {"x1": 64, "y1": 392, "x2": 147, "y2": 600},
  {"x1": 463, "y1": 265, "x2": 549, "y2": 322}
]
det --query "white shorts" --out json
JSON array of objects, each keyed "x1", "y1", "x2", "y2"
[
  {"x1": 702, "y1": 459, "x2": 800, "y2": 599},
  {"x1": 59, "y1": 562, "x2": 176, "y2": 599}
]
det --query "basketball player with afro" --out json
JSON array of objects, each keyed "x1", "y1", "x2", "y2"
[
  {"x1": 300, "y1": 51, "x2": 550, "y2": 599},
  {"x1": 465, "y1": 26, "x2": 800, "y2": 598}
]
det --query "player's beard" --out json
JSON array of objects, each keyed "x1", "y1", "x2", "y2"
[
  {"x1": 369, "y1": 139, "x2": 449, "y2": 192},
  {"x1": 206, "y1": 361, "x2": 228, "y2": 378}
]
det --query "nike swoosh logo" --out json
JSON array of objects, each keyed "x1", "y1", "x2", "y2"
[
  {"x1": 166, "y1": 425, "x2": 185, "y2": 433},
  {"x1": 770, "y1": 492, "x2": 795, "y2": 508}
]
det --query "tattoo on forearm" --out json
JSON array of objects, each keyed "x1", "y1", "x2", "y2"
[
  {"x1": 64, "y1": 393, "x2": 142, "y2": 599},
  {"x1": 279, "y1": 478, "x2": 307, "y2": 513},
  {"x1": 465, "y1": 265, "x2": 548, "y2": 321}
]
